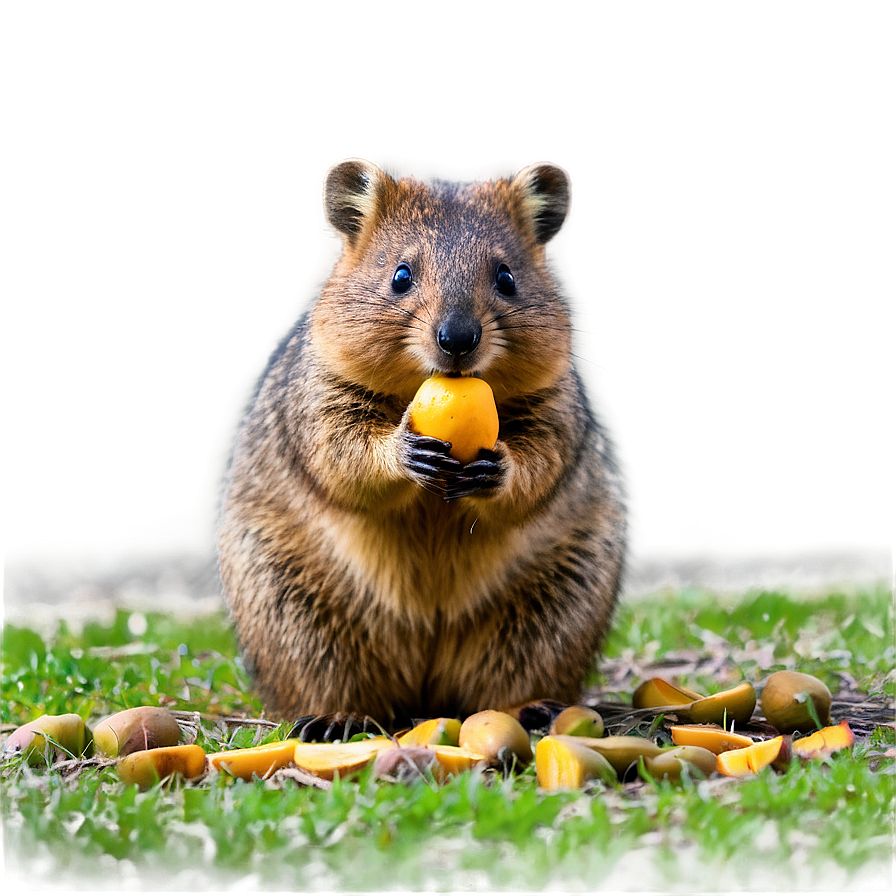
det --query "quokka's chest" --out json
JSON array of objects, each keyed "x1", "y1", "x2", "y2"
[{"x1": 317, "y1": 496, "x2": 533, "y2": 621}]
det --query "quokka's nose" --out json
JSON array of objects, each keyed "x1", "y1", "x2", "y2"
[{"x1": 437, "y1": 312, "x2": 482, "y2": 358}]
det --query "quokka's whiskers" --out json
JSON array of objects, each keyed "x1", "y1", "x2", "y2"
[
  {"x1": 356, "y1": 299, "x2": 430, "y2": 327},
  {"x1": 346, "y1": 300, "x2": 416, "y2": 326},
  {"x1": 488, "y1": 303, "x2": 547, "y2": 323},
  {"x1": 496, "y1": 323, "x2": 570, "y2": 333}
]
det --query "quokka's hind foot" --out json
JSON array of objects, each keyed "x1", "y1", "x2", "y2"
[{"x1": 287, "y1": 712, "x2": 389, "y2": 743}]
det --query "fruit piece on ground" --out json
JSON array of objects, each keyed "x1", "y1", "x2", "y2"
[
  {"x1": 374, "y1": 744, "x2": 487, "y2": 782},
  {"x1": 536, "y1": 736, "x2": 617, "y2": 791},
  {"x1": 373, "y1": 746, "x2": 439, "y2": 782},
  {"x1": 93, "y1": 706, "x2": 182, "y2": 757},
  {"x1": 408, "y1": 375, "x2": 499, "y2": 464},
  {"x1": 792, "y1": 721, "x2": 855, "y2": 759},
  {"x1": 632, "y1": 678, "x2": 704, "y2": 709},
  {"x1": 716, "y1": 735, "x2": 793, "y2": 777},
  {"x1": 428, "y1": 745, "x2": 489, "y2": 780},
  {"x1": 397, "y1": 718, "x2": 462, "y2": 747},
  {"x1": 685, "y1": 682, "x2": 757, "y2": 727},
  {"x1": 4, "y1": 713, "x2": 92, "y2": 765},
  {"x1": 642, "y1": 745, "x2": 718, "y2": 782},
  {"x1": 292, "y1": 737, "x2": 394, "y2": 780},
  {"x1": 552, "y1": 734, "x2": 664, "y2": 777},
  {"x1": 208, "y1": 739, "x2": 300, "y2": 780},
  {"x1": 116, "y1": 744, "x2": 207, "y2": 789},
  {"x1": 549, "y1": 705, "x2": 605, "y2": 738},
  {"x1": 459, "y1": 710, "x2": 533, "y2": 768},
  {"x1": 760, "y1": 670, "x2": 833, "y2": 734},
  {"x1": 669, "y1": 724, "x2": 756, "y2": 754}
]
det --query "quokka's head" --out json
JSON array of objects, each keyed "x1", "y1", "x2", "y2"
[{"x1": 312, "y1": 159, "x2": 574, "y2": 403}]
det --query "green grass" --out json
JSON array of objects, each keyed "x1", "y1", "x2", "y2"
[
  {"x1": 600, "y1": 585, "x2": 895, "y2": 697},
  {"x1": 2, "y1": 584, "x2": 894, "y2": 891}
]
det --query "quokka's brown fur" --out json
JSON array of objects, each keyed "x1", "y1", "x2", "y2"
[{"x1": 218, "y1": 160, "x2": 626, "y2": 727}]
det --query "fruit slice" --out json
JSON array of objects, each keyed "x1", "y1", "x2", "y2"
[
  {"x1": 669, "y1": 724, "x2": 756, "y2": 754},
  {"x1": 792, "y1": 721, "x2": 855, "y2": 759},
  {"x1": 208, "y1": 739, "x2": 300, "y2": 780},
  {"x1": 685, "y1": 683, "x2": 757, "y2": 727},
  {"x1": 116, "y1": 744, "x2": 207, "y2": 789},
  {"x1": 459, "y1": 710, "x2": 533, "y2": 768},
  {"x1": 549, "y1": 706, "x2": 605, "y2": 738},
  {"x1": 408, "y1": 375, "x2": 499, "y2": 464},
  {"x1": 716, "y1": 735, "x2": 793, "y2": 777},
  {"x1": 642, "y1": 745, "x2": 718, "y2": 782},
  {"x1": 632, "y1": 678, "x2": 704, "y2": 709},
  {"x1": 4, "y1": 713, "x2": 92, "y2": 765},
  {"x1": 428, "y1": 745, "x2": 489, "y2": 780},
  {"x1": 292, "y1": 737, "x2": 394, "y2": 780},
  {"x1": 535, "y1": 735, "x2": 618, "y2": 791},
  {"x1": 552, "y1": 734, "x2": 665, "y2": 777},
  {"x1": 397, "y1": 718, "x2": 462, "y2": 747},
  {"x1": 760, "y1": 671, "x2": 833, "y2": 734},
  {"x1": 93, "y1": 706, "x2": 182, "y2": 757}
]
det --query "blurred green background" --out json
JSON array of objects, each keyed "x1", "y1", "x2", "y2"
[{"x1": 0, "y1": 0, "x2": 896, "y2": 560}]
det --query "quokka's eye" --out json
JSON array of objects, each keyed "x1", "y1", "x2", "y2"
[
  {"x1": 391, "y1": 263, "x2": 413, "y2": 294},
  {"x1": 495, "y1": 263, "x2": 516, "y2": 297}
]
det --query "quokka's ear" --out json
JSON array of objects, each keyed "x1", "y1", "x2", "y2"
[
  {"x1": 324, "y1": 159, "x2": 390, "y2": 244},
  {"x1": 510, "y1": 163, "x2": 571, "y2": 244}
]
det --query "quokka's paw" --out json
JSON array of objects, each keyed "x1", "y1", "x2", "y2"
[
  {"x1": 401, "y1": 431, "x2": 463, "y2": 496},
  {"x1": 443, "y1": 448, "x2": 504, "y2": 501}
]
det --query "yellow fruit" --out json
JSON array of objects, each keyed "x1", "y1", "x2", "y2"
[
  {"x1": 459, "y1": 710, "x2": 532, "y2": 768},
  {"x1": 632, "y1": 678, "x2": 703, "y2": 709},
  {"x1": 3, "y1": 713, "x2": 92, "y2": 765},
  {"x1": 397, "y1": 718, "x2": 462, "y2": 747},
  {"x1": 535, "y1": 735, "x2": 617, "y2": 791},
  {"x1": 642, "y1": 746, "x2": 718, "y2": 782},
  {"x1": 116, "y1": 744, "x2": 207, "y2": 789},
  {"x1": 208, "y1": 739, "x2": 300, "y2": 780},
  {"x1": 291, "y1": 737, "x2": 394, "y2": 780},
  {"x1": 427, "y1": 744, "x2": 489, "y2": 779},
  {"x1": 553, "y1": 734, "x2": 664, "y2": 777},
  {"x1": 408, "y1": 375, "x2": 499, "y2": 464},
  {"x1": 792, "y1": 721, "x2": 854, "y2": 759},
  {"x1": 716, "y1": 735, "x2": 793, "y2": 777},
  {"x1": 549, "y1": 706, "x2": 605, "y2": 739},
  {"x1": 669, "y1": 724, "x2": 755, "y2": 754},
  {"x1": 685, "y1": 682, "x2": 757, "y2": 727},
  {"x1": 760, "y1": 671, "x2": 832, "y2": 734},
  {"x1": 93, "y1": 706, "x2": 182, "y2": 757}
]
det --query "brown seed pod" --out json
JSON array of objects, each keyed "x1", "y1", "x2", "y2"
[
  {"x1": 373, "y1": 746, "x2": 439, "y2": 782},
  {"x1": 93, "y1": 706, "x2": 183, "y2": 757}
]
